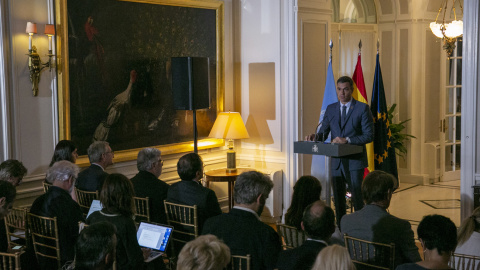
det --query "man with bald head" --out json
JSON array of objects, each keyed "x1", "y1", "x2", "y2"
[{"x1": 276, "y1": 200, "x2": 336, "y2": 270}]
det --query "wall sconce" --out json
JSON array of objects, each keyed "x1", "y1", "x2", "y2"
[{"x1": 26, "y1": 22, "x2": 55, "y2": 96}]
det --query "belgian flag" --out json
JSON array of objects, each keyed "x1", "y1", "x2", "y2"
[{"x1": 371, "y1": 52, "x2": 398, "y2": 186}]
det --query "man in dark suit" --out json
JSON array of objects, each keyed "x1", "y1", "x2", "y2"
[
  {"x1": 131, "y1": 147, "x2": 169, "y2": 224},
  {"x1": 277, "y1": 200, "x2": 335, "y2": 270},
  {"x1": 306, "y1": 76, "x2": 374, "y2": 226},
  {"x1": 167, "y1": 153, "x2": 221, "y2": 230},
  {"x1": 30, "y1": 161, "x2": 84, "y2": 268},
  {"x1": 0, "y1": 181, "x2": 16, "y2": 253},
  {"x1": 341, "y1": 171, "x2": 421, "y2": 268},
  {"x1": 202, "y1": 171, "x2": 281, "y2": 270},
  {"x1": 76, "y1": 141, "x2": 113, "y2": 192}
]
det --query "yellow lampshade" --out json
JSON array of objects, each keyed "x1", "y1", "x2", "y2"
[
  {"x1": 44, "y1": 24, "x2": 55, "y2": 36},
  {"x1": 26, "y1": 22, "x2": 37, "y2": 34},
  {"x1": 209, "y1": 112, "x2": 249, "y2": 139}
]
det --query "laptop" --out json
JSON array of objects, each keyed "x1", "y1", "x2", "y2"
[
  {"x1": 137, "y1": 222, "x2": 173, "y2": 262},
  {"x1": 86, "y1": 200, "x2": 103, "y2": 219}
]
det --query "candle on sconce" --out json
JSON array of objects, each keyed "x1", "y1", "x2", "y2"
[
  {"x1": 44, "y1": 24, "x2": 55, "y2": 53},
  {"x1": 26, "y1": 22, "x2": 37, "y2": 51}
]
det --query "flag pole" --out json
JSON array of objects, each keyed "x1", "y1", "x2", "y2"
[
  {"x1": 377, "y1": 39, "x2": 380, "y2": 54},
  {"x1": 325, "y1": 39, "x2": 333, "y2": 207}
]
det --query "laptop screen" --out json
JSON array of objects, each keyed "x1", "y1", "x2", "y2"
[
  {"x1": 137, "y1": 222, "x2": 173, "y2": 252},
  {"x1": 86, "y1": 200, "x2": 103, "y2": 219}
]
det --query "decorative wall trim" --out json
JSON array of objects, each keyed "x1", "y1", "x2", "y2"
[
  {"x1": 0, "y1": 0, "x2": 12, "y2": 160},
  {"x1": 462, "y1": 0, "x2": 479, "y2": 220}
]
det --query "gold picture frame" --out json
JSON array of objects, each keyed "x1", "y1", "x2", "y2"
[{"x1": 55, "y1": 0, "x2": 225, "y2": 166}]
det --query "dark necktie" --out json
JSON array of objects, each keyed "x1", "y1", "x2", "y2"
[{"x1": 342, "y1": 105, "x2": 347, "y2": 125}]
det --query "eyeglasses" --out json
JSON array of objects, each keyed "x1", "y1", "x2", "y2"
[{"x1": 158, "y1": 159, "x2": 164, "y2": 166}]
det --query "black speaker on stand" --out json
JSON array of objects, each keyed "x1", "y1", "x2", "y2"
[{"x1": 171, "y1": 57, "x2": 211, "y2": 153}]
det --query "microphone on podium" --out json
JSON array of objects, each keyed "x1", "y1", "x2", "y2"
[{"x1": 313, "y1": 122, "x2": 324, "y2": 142}]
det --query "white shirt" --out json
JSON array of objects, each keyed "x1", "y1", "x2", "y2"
[{"x1": 233, "y1": 206, "x2": 260, "y2": 220}]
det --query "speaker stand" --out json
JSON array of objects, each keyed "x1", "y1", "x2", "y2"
[{"x1": 193, "y1": 109, "x2": 198, "y2": 154}]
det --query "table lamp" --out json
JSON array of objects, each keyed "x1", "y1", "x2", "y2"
[{"x1": 209, "y1": 112, "x2": 249, "y2": 172}]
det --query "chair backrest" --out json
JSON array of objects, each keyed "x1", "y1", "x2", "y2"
[
  {"x1": 229, "y1": 254, "x2": 251, "y2": 270},
  {"x1": 43, "y1": 182, "x2": 52, "y2": 193},
  {"x1": 344, "y1": 234, "x2": 395, "y2": 270},
  {"x1": 4, "y1": 207, "x2": 30, "y2": 250},
  {"x1": 0, "y1": 251, "x2": 23, "y2": 270},
  {"x1": 450, "y1": 253, "x2": 480, "y2": 270},
  {"x1": 27, "y1": 213, "x2": 61, "y2": 270},
  {"x1": 134, "y1": 196, "x2": 150, "y2": 224},
  {"x1": 275, "y1": 223, "x2": 306, "y2": 249},
  {"x1": 164, "y1": 200, "x2": 198, "y2": 249},
  {"x1": 74, "y1": 187, "x2": 99, "y2": 218}
]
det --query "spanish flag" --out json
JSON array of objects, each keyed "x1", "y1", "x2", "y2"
[{"x1": 352, "y1": 52, "x2": 374, "y2": 178}]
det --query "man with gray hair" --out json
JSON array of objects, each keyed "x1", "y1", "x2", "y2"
[
  {"x1": 76, "y1": 141, "x2": 114, "y2": 191},
  {"x1": 0, "y1": 159, "x2": 28, "y2": 187},
  {"x1": 30, "y1": 160, "x2": 84, "y2": 268},
  {"x1": 202, "y1": 171, "x2": 281, "y2": 270},
  {"x1": 131, "y1": 147, "x2": 169, "y2": 224}
]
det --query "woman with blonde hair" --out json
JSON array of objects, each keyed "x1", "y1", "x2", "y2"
[
  {"x1": 311, "y1": 244, "x2": 356, "y2": 270},
  {"x1": 177, "y1": 234, "x2": 230, "y2": 270},
  {"x1": 455, "y1": 206, "x2": 480, "y2": 256}
]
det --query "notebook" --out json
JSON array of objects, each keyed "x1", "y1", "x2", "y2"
[
  {"x1": 86, "y1": 200, "x2": 103, "y2": 219},
  {"x1": 137, "y1": 222, "x2": 173, "y2": 262}
]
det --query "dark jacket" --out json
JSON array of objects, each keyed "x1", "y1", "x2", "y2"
[
  {"x1": 76, "y1": 164, "x2": 108, "y2": 192},
  {"x1": 202, "y1": 208, "x2": 282, "y2": 270},
  {"x1": 131, "y1": 170, "x2": 169, "y2": 224},
  {"x1": 30, "y1": 186, "x2": 84, "y2": 267}
]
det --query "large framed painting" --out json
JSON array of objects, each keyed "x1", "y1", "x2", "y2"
[{"x1": 55, "y1": 0, "x2": 224, "y2": 166}]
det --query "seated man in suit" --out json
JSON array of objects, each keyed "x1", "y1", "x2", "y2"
[
  {"x1": 30, "y1": 161, "x2": 84, "y2": 268},
  {"x1": 341, "y1": 170, "x2": 421, "y2": 268},
  {"x1": 167, "y1": 153, "x2": 222, "y2": 230},
  {"x1": 202, "y1": 171, "x2": 282, "y2": 270},
  {"x1": 131, "y1": 147, "x2": 169, "y2": 224},
  {"x1": 277, "y1": 200, "x2": 335, "y2": 270},
  {"x1": 0, "y1": 181, "x2": 16, "y2": 253},
  {"x1": 76, "y1": 141, "x2": 113, "y2": 192},
  {"x1": 0, "y1": 159, "x2": 27, "y2": 187}
]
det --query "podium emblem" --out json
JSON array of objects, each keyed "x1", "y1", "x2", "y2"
[{"x1": 312, "y1": 144, "x2": 319, "y2": 153}]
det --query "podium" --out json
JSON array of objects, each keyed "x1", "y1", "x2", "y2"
[{"x1": 294, "y1": 141, "x2": 363, "y2": 206}]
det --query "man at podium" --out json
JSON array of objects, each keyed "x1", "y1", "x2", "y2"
[{"x1": 306, "y1": 76, "x2": 374, "y2": 227}]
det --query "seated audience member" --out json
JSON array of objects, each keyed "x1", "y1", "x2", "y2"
[
  {"x1": 341, "y1": 171, "x2": 421, "y2": 267},
  {"x1": 76, "y1": 141, "x2": 113, "y2": 192},
  {"x1": 65, "y1": 221, "x2": 117, "y2": 270},
  {"x1": 284, "y1": 175, "x2": 322, "y2": 230},
  {"x1": 176, "y1": 234, "x2": 230, "y2": 270},
  {"x1": 167, "y1": 153, "x2": 221, "y2": 230},
  {"x1": 87, "y1": 173, "x2": 150, "y2": 270},
  {"x1": 30, "y1": 161, "x2": 84, "y2": 268},
  {"x1": 0, "y1": 159, "x2": 27, "y2": 187},
  {"x1": 396, "y1": 214, "x2": 457, "y2": 270},
  {"x1": 456, "y1": 206, "x2": 480, "y2": 256},
  {"x1": 311, "y1": 244, "x2": 356, "y2": 270},
  {"x1": 202, "y1": 171, "x2": 281, "y2": 270},
  {"x1": 0, "y1": 181, "x2": 16, "y2": 253},
  {"x1": 277, "y1": 200, "x2": 335, "y2": 270},
  {"x1": 49, "y1": 140, "x2": 79, "y2": 167},
  {"x1": 131, "y1": 148, "x2": 169, "y2": 224}
]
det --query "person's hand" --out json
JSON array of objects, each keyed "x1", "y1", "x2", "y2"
[
  {"x1": 305, "y1": 134, "x2": 316, "y2": 141},
  {"x1": 332, "y1": 137, "x2": 347, "y2": 144},
  {"x1": 142, "y1": 248, "x2": 152, "y2": 260}
]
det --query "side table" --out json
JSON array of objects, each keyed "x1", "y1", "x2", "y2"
[{"x1": 205, "y1": 168, "x2": 254, "y2": 211}]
